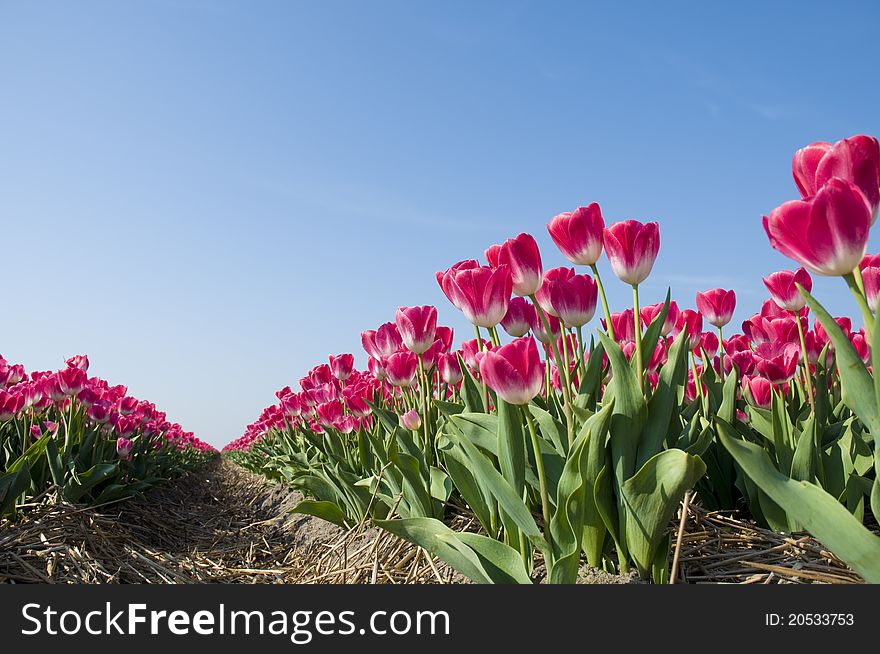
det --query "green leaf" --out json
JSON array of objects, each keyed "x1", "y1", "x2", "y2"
[
  {"x1": 640, "y1": 289, "x2": 671, "y2": 372},
  {"x1": 448, "y1": 413, "x2": 498, "y2": 455},
  {"x1": 445, "y1": 428, "x2": 549, "y2": 553},
  {"x1": 497, "y1": 399, "x2": 526, "y2": 496},
  {"x1": 527, "y1": 404, "x2": 568, "y2": 457},
  {"x1": 639, "y1": 328, "x2": 689, "y2": 467},
  {"x1": 802, "y1": 287, "x2": 880, "y2": 436},
  {"x1": 0, "y1": 467, "x2": 30, "y2": 516},
  {"x1": 290, "y1": 500, "x2": 351, "y2": 528},
  {"x1": 375, "y1": 517, "x2": 531, "y2": 584},
  {"x1": 62, "y1": 463, "x2": 118, "y2": 502},
  {"x1": 620, "y1": 449, "x2": 706, "y2": 578},
  {"x1": 458, "y1": 354, "x2": 485, "y2": 412},
  {"x1": 718, "y1": 419, "x2": 880, "y2": 583},
  {"x1": 549, "y1": 399, "x2": 615, "y2": 583}
]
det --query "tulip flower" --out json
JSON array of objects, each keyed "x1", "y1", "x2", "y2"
[
  {"x1": 695, "y1": 332, "x2": 719, "y2": 360},
  {"x1": 57, "y1": 367, "x2": 87, "y2": 396},
  {"x1": 547, "y1": 203, "x2": 605, "y2": 265},
  {"x1": 0, "y1": 390, "x2": 23, "y2": 421},
  {"x1": 603, "y1": 220, "x2": 660, "y2": 286},
  {"x1": 529, "y1": 307, "x2": 562, "y2": 344},
  {"x1": 603, "y1": 309, "x2": 636, "y2": 343},
  {"x1": 500, "y1": 297, "x2": 536, "y2": 338},
  {"x1": 851, "y1": 329, "x2": 870, "y2": 364},
  {"x1": 793, "y1": 135, "x2": 880, "y2": 222},
  {"x1": 862, "y1": 266, "x2": 880, "y2": 313},
  {"x1": 66, "y1": 355, "x2": 89, "y2": 372},
  {"x1": 396, "y1": 305, "x2": 438, "y2": 355},
  {"x1": 400, "y1": 408, "x2": 422, "y2": 431},
  {"x1": 435, "y1": 326, "x2": 454, "y2": 353},
  {"x1": 382, "y1": 351, "x2": 418, "y2": 387},
  {"x1": 362, "y1": 323, "x2": 403, "y2": 360},
  {"x1": 460, "y1": 339, "x2": 481, "y2": 371},
  {"x1": 762, "y1": 268, "x2": 812, "y2": 312},
  {"x1": 116, "y1": 437, "x2": 134, "y2": 461},
  {"x1": 316, "y1": 401, "x2": 344, "y2": 428},
  {"x1": 695, "y1": 288, "x2": 736, "y2": 329},
  {"x1": 549, "y1": 274, "x2": 598, "y2": 328},
  {"x1": 763, "y1": 177, "x2": 871, "y2": 276},
  {"x1": 477, "y1": 337, "x2": 544, "y2": 406},
  {"x1": 329, "y1": 354, "x2": 355, "y2": 381},
  {"x1": 438, "y1": 352, "x2": 463, "y2": 386},
  {"x1": 677, "y1": 310, "x2": 703, "y2": 349},
  {"x1": 742, "y1": 376, "x2": 773, "y2": 409},
  {"x1": 754, "y1": 342, "x2": 800, "y2": 384},
  {"x1": 490, "y1": 233, "x2": 543, "y2": 297},
  {"x1": 533, "y1": 267, "x2": 574, "y2": 317},
  {"x1": 640, "y1": 301, "x2": 680, "y2": 337},
  {"x1": 438, "y1": 262, "x2": 512, "y2": 328},
  {"x1": 334, "y1": 415, "x2": 359, "y2": 434},
  {"x1": 367, "y1": 357, "x2": 386, "y2": 381},
  {"x1": 436, "y1": 260, "x2": 480, "y2": 309}
]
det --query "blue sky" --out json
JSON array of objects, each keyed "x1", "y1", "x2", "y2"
[{"x1": 1, "y1": 1, "x2": 878, "y2": 447}]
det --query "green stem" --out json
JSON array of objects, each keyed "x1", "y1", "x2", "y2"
[
  {"x1": 576, "y1": 324, "x2": 586, "y2": 380},
  {"x1": 591, "y1": 263, "x2": 614, "y2": 341},
  {"x1": 474, "y1": 325, "x2": 490, "y2": 412},
  {"x1": 488, "y1": 325, "x2": 501, "y2": 347},
  {"x1": 717, "y1": 326, "x2": 724, "y2": 380},
  {"x1": 530, "y1": 296, "x2": 575, "y2": 447},
  {"x1": 523, "y1": 408, "x2": 552, "y2": 560},
  {"x1": 794, "y1": 311, "x2": 816, "y2": 414},
  {"x1": 844, "y1": 272, "x2": 874, "y2": 343},
  {"x1": 417, "y1": 354, "x2": 433, "y2": 467},
  {"x1": 632, "y1": 284, "x2": 644, "y2": 384}
]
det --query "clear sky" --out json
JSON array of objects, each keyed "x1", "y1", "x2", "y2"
[{"x1": 2, "y1": 1, "x2": 879, "y2": 447}]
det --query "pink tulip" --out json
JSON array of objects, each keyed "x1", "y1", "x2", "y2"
[
  {"x1": 362, "y1": 323, "x2": 403, "y2": 360},
  {"x1": 438, "y1": 352, "x2": 463, "y2": 385},
  {"x1": 793, "y1": 135, "x2": 880, "y2": 221},
  {"x1": 602, "y1": 309, "x2": 636, "y2": 342},
  {"x1": 529, "y1": 307, "x2": 562, "y2": 344},
  {"x1": 742, "y1": 376, "x2": 773, "y2": 409},
  {"x1": 763, "y1": 177, "x2": 871, "y2": 276},
  {"x1": 729, "y1": 350, "x2": 756, "y2": 376},
  {"x1": 640, "y1": 301, "x2": 680, "y2": 337},
  {"x1": 334, "y1": 415, "x2": 359, "y2": 434},
  {"x1": 754, "y1": 342, "x2": 800, "y2": 384},
  {"x1": 396, "y1": 305, "x2": 437, "y2": 355},
  {"x1": 0, "y1": 390, "x2": 23, "y2": 421},
  {"x1": 549, "y1": 274, "x2": 598, "y2": 327},
  {"x1": 316, "y1": 401, "x2": 344, "y2": 428},
  {"x1": 367, "y1": 357, "x2": 386, "y2": 381},
  {"x1": 116, "y1": 437, "x2": 134, "y2": 461},
  {"x1": 329, "y1": 354, "x2": 355, "y2": 381},
  {"x1": 695, "y1": 332, "x2": 719, "y2": 360},
  {"x1": 603, "y1": 220, "x2": 660, "y2": 285},
  {"x1": 478, "y1": 337, "x2": 544, "y2": 405},
  {"x1": 862, "y1": 266, "x2": 880, "y2": 313},
  {"x1": 676, "y1": 309, "x2": 703, "y2": 349},
  {"x1": 66, "y1": 355, "x2": 89, "y2": 372},
  {"x1": 490, "y1": 233, "x2": 544, "y2": 297},
  {"x1": 383, "y1": 351, "x2": 418, "y2": 387},
  {"x1": 762, "y1": 268, "x2": 812, "y2": 312},
  {"x1": 57, "y1": 367, "x2": 87, "y2": 396},
  {"x1": 695, "y1": 288, "x2": 736, "y2": 328},
  {"x1": 438, "y1": 262, "x2": 512, "y2": 328},
  {"x1": 860, "y1": 253, "x2": 880, "y2": 270},
  {"x1": 88, "y1": 400, "x2": 112, "y2": 424},
  {"x1": 500, "y1": 296, "x2": 536, "y2": 338},
  {"x1": 460, "y1": 339, "x2": 481, "y2": 371},
  {"x1": 851, "y1": 329, "x2": 870, "y2": 363},
  {"x1": 547, "y1": 203, "x2": 606, "y2": 266},
  {"x1": 435, "y1": 326, "x2": 454, "y2": 353},
  {"x1": 400, "y1": 409, "x2": 422, "y2": 431},
  {"x1": 533, "y1": 267, "x2": 574, "y2": 317}
]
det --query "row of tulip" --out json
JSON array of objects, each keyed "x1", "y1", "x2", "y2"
[
  {"x1": 0, "y1": 354, "x2": 215, "y2": 517},
  {"x1": 227, "y1": 134, "x2": 880, "y2": 583}
]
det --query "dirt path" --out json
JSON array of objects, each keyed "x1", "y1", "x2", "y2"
[{"x1": 0, "y1": 459, "x2": 355, "y2": 583}]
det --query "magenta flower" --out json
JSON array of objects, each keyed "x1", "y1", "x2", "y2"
[
  {"x1": 500, "y1": 297, "x2": 536, "y2": 338},
  {"x1": 400, "y1": 408, "x2": 422, "y2": 431},
  {"x1": 362, "y1": 322, "x2": 403, "y2": 360},
  {"x1": 695, "y1": 288, "x2": 736, "y2": 328},
  {"x1": 549, "y1": 274, "x2": 598, "y2": 327},
  {"x1": 382, "y1": 351, "x2": 418, "y2": 387},
  {"x1": 478, "y1": 337, "x2": 544, "y2": 405},
  {"x1": 396, "y1": 305, "x2": 438, "y2": 355},
  {"x1": 329, "y1": 354, "x2": 355, "y2": 381},
  {"x1": 862, "y1": 266, "x2": 880, "y2": 313},
  {"x1": 490, "y1": 233, "x2": 544, "y2": 297},
  {"x1": 603, "y1": 220, "x2": 660, "y2": 285},
  {"x1": 762, "y1": 267, "x2": 812, "y2": 312},
  {"x1": 547, "y1": 203, "x2": 606, "y2": 266},
  {"x1": 676, "y1": 309, "x2": 703, "y2": 349},
  {"x1": 640, "y1": 301, "x2": 680, "y2": 337},
  {"x1": 754, "y1": 342, "x2": 800, "y2": 384},
  {"x1": 763, "y1": 177, "x2": 871, "y2": 276},
  {"x1": 792, "y1": 134, "x2": 880, "y2": 221},
  {"x1": 534, "y1": 266, "x2": 575, "y2": 317},
  {"x1": 437, "y1": 352, "x2": 463, "y2": 385},
  {"x1": 116, "y1": 437, "x2": 134, "y2": 461},
  {"x1": 742, "y1": 376, "x2": 773, "y2": 409},
  {"x1": 438, "y1": 262, "x2": 512, "y2": 328}
]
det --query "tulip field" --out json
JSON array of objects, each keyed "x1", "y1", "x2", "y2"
[
  {"x1": 226, "y1": 134, "x2": 880, "y2": 584},
  {"x1": 0, "y1": 354, "x2": 215, "y2": 519},
  {"x1": 3, "y1": 134, "x2": 880, "y2": 585}
]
